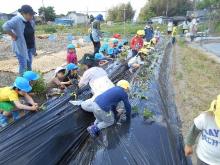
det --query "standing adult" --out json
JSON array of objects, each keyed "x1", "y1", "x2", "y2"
[
  {"x1": 167, "y1": 20, "x2": 173, "y2": 35},
  {"x1": 144, "y1": 21, "x2": 154, "y2": 42},
  {"x1": 90, "y1": 14, "x2": 104, "y2": 55},
  {"x1": 2, "y1": 5, "x2": 36, "y2": 75}
]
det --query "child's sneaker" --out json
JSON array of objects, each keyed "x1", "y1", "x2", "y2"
[
  {"x1": 87, "y1": 125, "x2": 100, "y2": 138},
  {"x1": 12, "y1": 111, "x2": 20, "y2": 121},
  {"x1": 0, "y1": 114, "x2": 8, "y2": 127}
]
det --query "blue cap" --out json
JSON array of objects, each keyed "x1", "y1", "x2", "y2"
[
  {"x1": 113, "y1": 39, "x2": 119, "y2": 44},
  {"x1": 95, "y1": 53, "x2": 105, "y2": 60},
  {"x1": 23, "y1": 71, "x2": 40, "y2": 81},
  {"x1": 122, "y1": 39, "x2": 128, "y2": 45},
  {"x1": 67, "y1": 44, "x2": 75, "y2": 49},
  {"x1": 13, "y1": 77, "x2": 32, "y2": 92},
  {"x1": 66, "y1": 63, "x2": 78, "y2": 71},
  {"x1": 99, "y1": 46, "x2": 106, "y2": 52},
  {"x1": 96, "y1": 14, "x2": 104, "y2": 21},
  {"x1": 107, "y1": 48, "x2": 114, "y2": 55}
]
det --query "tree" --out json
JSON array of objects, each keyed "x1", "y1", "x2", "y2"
[
  {"x1": 106, "y1": 2, "x2": 135, "y2": 22},
  {"x1": 197, "y1": 0, "x2": 220, "y2": 9},
  {"x1": 38, "y1": 6, "x2": 56, "y2": 22},
  {"x1": 138, "y1": 0, "x2": 193, "y2": 21}
]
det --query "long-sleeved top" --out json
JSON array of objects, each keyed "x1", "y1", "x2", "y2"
[
  {"x1": 130, "y1": 36, "x2": 143, "y2": 51},
  {"x1": 95, "y1": 86, "x2": 131, "y2": 119},
  {"x1": 128, "y1": 56, "x2": 144, "y2": 67},
  {"x1": 66, "y1": 52, "x2": 77, "y2": 64},
  {"x1": 144, "y1": 27, "x2": 154, "y2": 42},
  {"x1": 2, "y1": 14, "x2": 35, "y2": 60},
  {"x1": 79, "y1": 67, "x2": 114, "y2": 98},
  {"x1": 185, "y1": 112, "x2": 220, "y2": 165},
  {"x1": 91, "y1": 19, "x2": 102, "y2": 42}
]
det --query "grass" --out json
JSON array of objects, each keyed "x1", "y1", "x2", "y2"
[{"x1": 173, "y1": 44, "x2": 220, "y2": 121}]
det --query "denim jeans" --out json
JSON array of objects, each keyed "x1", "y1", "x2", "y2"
[{"x1": 16, "y1": 48, "x2": 34, "y2": 75}]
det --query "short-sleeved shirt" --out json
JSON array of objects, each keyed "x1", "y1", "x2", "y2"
[
  {"x1": 194, "y1": 112, "x2": 220, "y2": 165},
  {"x1": 0, "y1": 87, "x2": 19, "y2": 102}
]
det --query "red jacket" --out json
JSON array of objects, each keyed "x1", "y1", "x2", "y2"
[
  {"x1": 67, "y1": 52, "x2": 77, "y2": 64},
  {"x1": 130, "y1": 36, "x2": 143, "y2": 51}
]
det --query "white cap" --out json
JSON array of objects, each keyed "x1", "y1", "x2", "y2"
[{"x1": 55, "y1": 67, "x2": 65, "y2": 75}]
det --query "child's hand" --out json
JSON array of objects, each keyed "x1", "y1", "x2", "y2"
[
  {"x1": 184, "y1": 145, "x2": 193, "y2": 156},
  {"x1": 30, "y1": 105, "x2": 38, "y2": 111}
]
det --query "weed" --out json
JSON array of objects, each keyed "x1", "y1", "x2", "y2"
[
  {"x1": 31, "y1": 72, "x2": 47, "y2": 96},
  {"x1": 132, "y1": 106, "x2": 139, "y2": 113},
  {"x1": 143, "y1": 108, "x2": 153, "y2": 119}
]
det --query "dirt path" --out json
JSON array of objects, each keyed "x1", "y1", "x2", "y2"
[
  {"x1": 0, "y1": 45, "x2": 93, "y2": 73},
  {"x1": 171, "y1": 44, "x2": 220, "y2": 164}
]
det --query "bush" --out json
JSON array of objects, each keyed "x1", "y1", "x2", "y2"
[
  {"x1": 44, "y1": 26, "x2": 57, "y2": 33},
  {"x1": 31, "y1": 72, "x2": 47, "y2": 96}
]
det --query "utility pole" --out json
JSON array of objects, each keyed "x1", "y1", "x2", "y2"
[
  {"x1": 42, "y1": 0, "x2": 46, "y2": 23},
  {"x1": 123, "y1": 7, "x2": 127, "y2": 36}
]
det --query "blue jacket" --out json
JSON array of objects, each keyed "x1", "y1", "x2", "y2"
[
  {"x1": 95, "y1": 86, "x2": 131, "y2": 118},
  {"x1": 144, "y1": 27, "x2": 154, "y2": 42},
  {"x1": 2, "y1": 14, "x2": 35, "y2": 60}
]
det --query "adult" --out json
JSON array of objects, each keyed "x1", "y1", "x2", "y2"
[
  {"x1": 2, "y1": 5, "x2": 36, "y2": 75},
  {"x1": 90, "y1": 14, "x2": 104, "y2": 55}
]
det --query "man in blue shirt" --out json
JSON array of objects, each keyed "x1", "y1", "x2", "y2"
[{"x1": 81, "y1": 80, "x2": 131, "y2": 137}]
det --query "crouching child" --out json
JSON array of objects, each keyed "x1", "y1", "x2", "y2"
[
  {"x1": 64, "y1": 63, "x2": 79, "y2": 86},
  {"x1": 184, "y1": 95, "x2": 220, "y2": 165},
  {"x1": 128, "y1": 48, "x2": 147, "y2": 72},
  {"x1": 81, "y1": 80, "x2": 131, "y2": 137},
  {"x1": 0, "y1": 77, "x2": 38, "y2": 127}
]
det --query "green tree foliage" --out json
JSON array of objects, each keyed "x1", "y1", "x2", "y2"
[
  {"x1": 197, "y1": 0, "x2": 220, "y2": 9},
  {"x1": 138, "y1": 0, "x2": 193, "y2": 21},
  {"x1": 38, "y1": 6, "x2": 56, "y2": 22},
  {"x1": 107, "y1": 2, "x2": 135, "y2": 22}
]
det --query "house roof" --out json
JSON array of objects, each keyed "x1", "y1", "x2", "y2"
[{"x1": 67, "y1": 11, "x2": 87, "y2": 17}]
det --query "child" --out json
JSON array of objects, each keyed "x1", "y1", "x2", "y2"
[
  {"x1": 81, "y1": 80, "x2": 131, "y2": 137},
  {"x1": 172, "y1": 21, "x2": 178, "y2": 45},
  {"x1": 154, "y1": 27, "x2": 161, "y2": 42},
  {"x1": 184, "y1": 95, "x2": 220, "y2": 165},
  {"x1": 47, "y1": 67, "x2": 69, "y2": 97},
  {"x1": 0, "y1": 77, "x2": 38, "y2": 127},
  {"x1": 64, "y1": 63, "x2": 79, "y2": 86},
  {"x1": 130, "y1": 30, "x2": 145, "y2": 56},
  {"x1": 66, "y1": 44, "x2": 77, "y2": 64},
  {"x1": 95, "y1": 53, "x2": 109, "y2": 66},
  {"x1": 23, "y1": 71, "x2": 40, "y2": 86},
  {"x1": 128, "y1": 48, "x2": 147, "y2": 72},
  {"x1": 144, "y1": 22, "x2": 154, "y2": 42}
]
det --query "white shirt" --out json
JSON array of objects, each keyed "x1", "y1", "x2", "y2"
[
  {"x1": 128, "y1": 56, "x2": 144, "y2": 67},
  {"x1": 167, "y1": 22, "x2": 173, "y2": 31},
  {"x1": 194, "y1": 112, "x2": 220, "y2": 165},
  {"x1": 79, "y1": 67, "x2": 114, "y2": 97}
]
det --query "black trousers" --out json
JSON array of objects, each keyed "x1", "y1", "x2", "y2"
[{"x1": 90, "y1": 33, "x2": 101, "y2": 55}]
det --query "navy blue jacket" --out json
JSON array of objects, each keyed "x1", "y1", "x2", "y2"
[{"x1": 95, "y1": 86, "x2": 131, "y2": 119}]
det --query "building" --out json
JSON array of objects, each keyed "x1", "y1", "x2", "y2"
[
  {"x1": 0, "y1": 12, "x2": 15, "y2": 21},
  {"x1": 150, "y1": 16, "x2": 169, "y2": 24},
  {"x1": 66, "y1": 11, "x2": 88, "y2": 25}
]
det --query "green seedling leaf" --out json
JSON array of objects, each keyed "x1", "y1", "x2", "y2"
[
  {"x1": 132, "y1": 106, "x2": 139, "y2": 113},
  {"x1": 140, "y1": 95, "x2": 148, "y2": 100},
  {"x1": 143, "y1": 108, "x2": 153, "y2": 119}
]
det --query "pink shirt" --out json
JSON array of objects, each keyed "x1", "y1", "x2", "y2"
[{"x1": 67, "y1": 52, "x2": 77, "y2": 64}]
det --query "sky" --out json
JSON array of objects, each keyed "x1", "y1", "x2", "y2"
[{"x1": 0, "y1": 0, "x2": 146, "y2": 19}]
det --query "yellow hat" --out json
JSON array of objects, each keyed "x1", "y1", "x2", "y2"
[
  {"x1": 138, "y1": 48, "x2": 148, "y2": 55},
  {"x1": 156, "y1": 26, "x2": 160, "y2": 29},
  {"x1": 208, "y1": 95, "x2": 220, "y2": 128},
  {"x1": 117, "y1": 80, "x2": 130, "y2": 90},
  {"x1": 137, "y1": 30, "x2": 145, "y2": 36},
  {"x1": 151, "y1": 38, "x2": 157, "y2": 45},
  {"x1": 144, "y1": 41, "x2": 150, "y2": 46}
]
